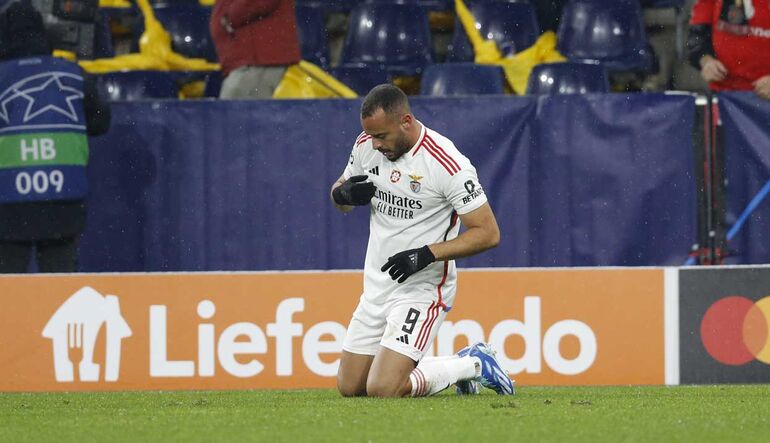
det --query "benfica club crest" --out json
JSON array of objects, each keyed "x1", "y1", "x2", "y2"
[{"x1": 409, "y1": 174, "x2": 423, "y2": 193}]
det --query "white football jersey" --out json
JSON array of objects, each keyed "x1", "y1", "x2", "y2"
[{"x1": 342, "y1": 122, "x2": 488, "y2": 306}]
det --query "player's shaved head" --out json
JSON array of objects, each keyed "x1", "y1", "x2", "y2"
[{"x1": 361, "y1": 84, "x2": 410, "y2": 120}]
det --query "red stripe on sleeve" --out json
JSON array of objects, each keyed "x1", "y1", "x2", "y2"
[
  {"x1": 425, "y1": 135, "x2": 461, "y2": 172},
  {"x1": 423, "y1": 143, "x2": 456, "y2": 176}
]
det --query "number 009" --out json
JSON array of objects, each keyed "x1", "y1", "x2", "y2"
[{"x1": 15, "y1": 170, "x2": 64, "y2": 195}]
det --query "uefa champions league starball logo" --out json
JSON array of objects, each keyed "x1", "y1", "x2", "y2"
[{"x1": 0, "y1": 71, "x2": 84, "y2": 126}]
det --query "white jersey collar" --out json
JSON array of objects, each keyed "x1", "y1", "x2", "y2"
[{"x1": 408, "y1": 120, "x2": 427, "y2": 157}]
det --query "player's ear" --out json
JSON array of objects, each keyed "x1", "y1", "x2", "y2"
[{"x1": 400, "y1": 113, "x2": 412, "y2": 129}]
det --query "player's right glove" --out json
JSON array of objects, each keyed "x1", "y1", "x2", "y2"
[
  {"x1": 332, "y1": 175, "x2": 376, "y2": 206},
  {"x1": 381, "y1": 245, "x2": 435, "y2": 283}
]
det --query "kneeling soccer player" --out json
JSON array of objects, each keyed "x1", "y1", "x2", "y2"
[{"x1": 330, "y1": 84, "x2": 515, "y2": 398}]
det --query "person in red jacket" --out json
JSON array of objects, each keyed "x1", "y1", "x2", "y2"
[
  {"x1": 687, "y1": 0, "x2": 770, "y2": 99},
  {"x1": 210, "y1": 0, "x2": 301, "y2": 99}
]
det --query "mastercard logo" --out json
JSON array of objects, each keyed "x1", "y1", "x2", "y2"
[{"x1": 700, "y1": 296, "x2": 770, "y2": 366}]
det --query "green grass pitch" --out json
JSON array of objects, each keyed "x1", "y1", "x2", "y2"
[{"x1": 2, "y1": 385, "x2": 770, "y2": 442}]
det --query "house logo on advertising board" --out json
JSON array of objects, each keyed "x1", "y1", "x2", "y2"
[{"x1": 42, "y1": 286, "x2": 132, "y2": 382}]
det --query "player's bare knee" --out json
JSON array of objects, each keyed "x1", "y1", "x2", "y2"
[{"x1": 337, "y1": 375, "x2": 366, "y2": 397}]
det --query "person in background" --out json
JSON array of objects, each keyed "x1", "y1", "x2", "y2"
[
  {"x1": 687, "y1": 0, "x2": 770, "y2": 98},
  {"x1": 0, "y1": 0, "x2": 111, "y2": 273},
  {"x1": 210, "y1": 0, "x2": 301, "y2": 99}
]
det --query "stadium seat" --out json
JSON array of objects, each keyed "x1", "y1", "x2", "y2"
[
  {"x1": 339, "y1": 2, "x2": 433, "y2": 76},
  {"x1": 203, "y1": 71, "x2": 223, "y2": 98},
  {"x1": 93, "y1": 12, "x2": 115, "y2": 59},
  {"x1": 330, "y1": 65, "x2": 390, "y2": 96},
  {"x1": 301, "y1": 0, "x2": 452, "y2": 12},
  {"x1": 148, "y1": 0, "x2": 200, "y2": 4},
  {"x1": 416, "y1": 0, "x2": 453, "y2": 11},
  {"x1": 295, "y1": 3, "x2": 330, "y2": 69},
  {"x1": 447, "y1": 0, "x2": 540, "y2": 62},
  {"x1": 296, "y1": 0, "x2": 359, "y2": 12},
  {"x1": 420, "y1": 63, "x2": 505, "y2": 96},
  {"x1": 97, "y1": 71, "x2": 179, "y2": 101},
  {"x1": 640, "y1": 0, "x2": 684, "y2": 7},
  {"x1": 150, "y1": 3, "x2": 217, "y2": 62},
  {"x1": 556, "y1": 0, "x2": 653, "y2": 72},
  {"x1": 526, "y1": 61, "x2": 610, "y2": 95}
]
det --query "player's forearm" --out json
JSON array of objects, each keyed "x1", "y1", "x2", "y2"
[{"x1": 428, "y1": 225, "x2": 500, "y2": 261}]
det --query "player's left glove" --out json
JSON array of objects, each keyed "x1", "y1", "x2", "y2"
[{"x1": 380, "y1": 245, "x2": 435, "y2": 283}]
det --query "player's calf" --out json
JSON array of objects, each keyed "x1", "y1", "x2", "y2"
[{"x1": 366, "y1": 377, "x2": 412, "y2": 398}]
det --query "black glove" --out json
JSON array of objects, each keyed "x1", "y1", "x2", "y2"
[
  {"x1": 380, "y1": 246, "x2": 435, "y2": 283},
  {"x1": 333, "y1": 175, "x2": 376, "y2": 206}
]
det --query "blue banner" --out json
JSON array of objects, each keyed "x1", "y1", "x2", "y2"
[
  {"x1": 81, "y1": 95, "x2": 696, "y2": 271},
  {"x1": 530, "y1": 94, "x2": 696, "y2": 266},
  {"x1": 720, "y1": 92, "x2": 770, "y2": 264}
]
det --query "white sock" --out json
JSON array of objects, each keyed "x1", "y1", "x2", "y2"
[{"x1": 409, "y1": 356, "x2": 480, "y2": 397}]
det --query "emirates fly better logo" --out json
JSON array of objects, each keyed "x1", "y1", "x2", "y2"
[{"x1": 700, "y1": 296, "x2": 770, "y2": 366}]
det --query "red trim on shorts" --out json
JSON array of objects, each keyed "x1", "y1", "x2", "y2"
[
  {"x1": 415, "y1": 301, "x2": 437, "y2": 351},
  {"x1": 417, "y1": 303, "x2": 440, "y2": 351}
]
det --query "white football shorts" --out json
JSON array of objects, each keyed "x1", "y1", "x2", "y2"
[{"x1": 342, "y1": 289, "x2": 453, "y2": 362}]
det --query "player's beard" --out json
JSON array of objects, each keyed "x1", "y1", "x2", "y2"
[{"x1": 386, "y1": 133, "x2": 413, "y2": 162}]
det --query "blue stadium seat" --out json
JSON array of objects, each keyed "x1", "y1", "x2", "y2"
[
  {"x1": 340, "y1": 2, "x2": 433, "y2": 76},
  {"x1": 526, "y1": 61, "x2": 610, "y2": 95},
  {"x1": 148, "y1": 0, "x2": 199, "y2": 4},
  {"x1": 97, "y1": 71, "x2": 179, "y2": 101},
  {"x1": 557, "y1": 0, "x2": 653, "y2": 72},
  {"x1": 330, "y1": 65, "x2": 390, "y2": 95},
  {"x1": 297, "y1": 0, "x2": 452, "y2": 12},
  {"x1": 151, "y1": 3, "x2": 217, "y2": 62},
  {"x1": 420, "y1": 63, "x2": 505, "y2": 96},
  {"x1": 295, "y1": 3, "x2": 330, "y2": 69},
  {"x1": 416, "y1": 0, "x2": 453, "y2": 11},
  {"x1": 93, "y1": 12, "x2": 115, "y2": 59},
  {"x1": 447, "y1": 1, "x2": 540, "y2": 62},
  {"x1": 296, "y1": 0, "x2": 359, "y2": 12},
  {"x1": 640, "y1": 0, "x2": 684, "y2": 8},
  {"x1": 203, "y1": 71, "x2": 223, "y2": 98}
]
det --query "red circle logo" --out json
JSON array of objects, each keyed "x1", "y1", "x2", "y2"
[{"x1": 700, "y1": 296, "x2": 770, "y2": 365}]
